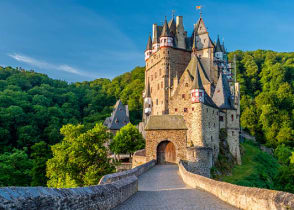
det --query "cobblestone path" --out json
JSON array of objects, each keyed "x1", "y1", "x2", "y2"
[{"x1": 115, "y1": 165, "x2": 237, "y2": 210}]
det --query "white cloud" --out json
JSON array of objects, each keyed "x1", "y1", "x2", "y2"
[{"x1": 8, "y1": 53, "x2": 95, "y2": 78}]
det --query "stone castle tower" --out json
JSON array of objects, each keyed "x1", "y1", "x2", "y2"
[{"x1": 134, "y1": 14, "x2": 241, "y2": 171}]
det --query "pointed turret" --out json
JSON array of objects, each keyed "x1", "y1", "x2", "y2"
[
  {"x1": 161, "y1": 18, "x2": 171, "y2": 37},
  {"x1": 215, "y1": 35, "x2": 224, "y2": 60},
  {"x1": 146, "y1": 80, "x2": 151, "y2": 97},
  {"x1": 144, "y1": 80, "x2": 152, "y2": 117},
  {"x1": 145, "y1": 34, "x2": 153, "y2": 61},
  {"x1": 212, "y1": 72, "x2": 234, "y2": 109},
  {"x1": 160, "y1": 17, "x2": 174, "y2": 48},
  {"x1": 146, "y1": 35, "x2": 152, "y2": 51},
  {"x1": 215, "y1": 36, "x2": 223, "y2": 52},
  {"x1": 168, "y1": 17, "x2": 176, "y2": 36}
]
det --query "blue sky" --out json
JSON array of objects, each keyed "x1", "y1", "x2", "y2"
[{"x1": 0, "y1": 0, "x2": 293, "y2": 82}]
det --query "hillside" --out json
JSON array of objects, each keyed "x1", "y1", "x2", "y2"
[{"x1": 0, "y1": 50, "x2": 294, "y2": 192}]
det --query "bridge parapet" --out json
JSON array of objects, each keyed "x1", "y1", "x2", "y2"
[
  {"x1": 179, "y1": 161, "x2": 294, "y2": 210},
  {"x1": 0, "y1": 160, "x2": 155, "y2": 210}
]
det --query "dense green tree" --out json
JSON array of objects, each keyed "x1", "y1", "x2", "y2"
[
  {"x1": 0, "y1": 149, "x2": 33, "y2": 186},
  {"x1": 110, "y1": 123, "x2": 145, "y2": 157},
  {"x1": 31, "y1": 141, "x2": 52, "y2": 186},
  {"x1": 46, "y1": 123, "x2": 114, "y2": 188}
]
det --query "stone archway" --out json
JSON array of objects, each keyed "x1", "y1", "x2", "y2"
[{"x1": 156, "y1": 140, "x2": 176, "y2": 164}]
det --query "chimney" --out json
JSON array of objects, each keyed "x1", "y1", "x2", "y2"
[
  {"x1": 152, "y1": 24, "x2": 157, "y2": 42},
  {"x1": 176, "y1": 16, "x2": 183, "y2": 28}
]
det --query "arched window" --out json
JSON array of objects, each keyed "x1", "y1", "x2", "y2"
[{"x1": 231, "y1": 114, "x2": 234, "y2": 121}]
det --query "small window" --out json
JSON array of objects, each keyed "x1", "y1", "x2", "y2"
[
  {"x1": 115, "y1": 119, "x2": 119, "y2": 124},
  {"x1": 213, "y1": 110, "x2": 214, "y2": 114},
  {"x1": 219, "y1": 116, "x2": 224, "y2": 121},
  {"x1": 185, "y1": 83, "x2": 189, "y2": 87},
  {"x1": 161, "y1": 82, "x2": 163, "y2": 88},
  {"x1": 184, "y1": 108, "x2": 188, "y2": 113},
  {"x1": 209, "y1": 122, "x2": 210, "y2": 128},
  {"x1": 156, "y1": 99, "x2": 158, "y2": 105},
  {"x1": 232, "y1": 131, "x2": 235, "y2": 136},
  {"x1": 192, "y1": 107, "x2": 195, "y2": 111},
  {"x1": 206, "y1": 108, "x2": 208, "y2": 113},
  {"x1": 182, "y1": 94, "x2": 185, "y2": 99},
  {"x1": 159, "y1": 69, "x2": 161, "y2": 76},
  {"x1": 151, "y1": 87, "x2": 152, "y2": 93},
  {"x1": 214, "y1": 123, "x2": 215, "y2": 128},
  {"x1": 157, "y1": 84, "x2": 159, "y2": 90},
  {"x1": 231, "y1": 114, "x2": 234, "y2": 121},
  {"x1": 151, "y1": 75, "x2": 153, "y2": 81},
  {"x1": 155, "y1": 72, "x2": 157, "y2": 78},
  {"x1": 175, "y1": 108, "x2": 178, "y2": 112}
]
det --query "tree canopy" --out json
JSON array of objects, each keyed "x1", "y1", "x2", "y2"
[{"x1": 46, "y1": 123, "x2": 115, "y2": 188}]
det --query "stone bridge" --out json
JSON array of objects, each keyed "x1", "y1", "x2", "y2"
[{"x1": 0, "y1": 160, "x2": 293, "y2": 210}]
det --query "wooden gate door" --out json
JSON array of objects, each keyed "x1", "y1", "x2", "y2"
[
  {"x1": 165, "y1": 141, "x2": 176, "y2": 163},
  {"x1": 157, "y1": 141, "x2": 176, "y2": 164}
]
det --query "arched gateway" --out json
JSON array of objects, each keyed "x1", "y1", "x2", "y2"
[{"x1": 157, "y1": 141, "x2": 176, "y2": 164}]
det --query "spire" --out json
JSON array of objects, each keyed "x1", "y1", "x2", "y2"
[
  {"x1": 215, "y1": 35, "x2": 223, "y2": 52},
  {"x1": 212, "y1": 72, "x2": 234, "y2": 109},
  {"x1": 168, "y1": 17, "x2": 176, "y2": 36},
  {"x1": 146, "y1": 34, "x2": 152, "y2": 51},
  {"x1": 161, "y1": 17, "x2": 171, "y2": 37},
  {"x1": 191, "y1": 64, "x2": 204, "y2": 90}
]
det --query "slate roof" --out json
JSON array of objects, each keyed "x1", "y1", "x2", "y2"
[
  {"x1": 146, "y1": 35, "x2": 152, "y2": 51},
  {"x1": 215, "y1": 36, "x2": 223, "y2": 53},
  {"x1": 103, "y1": 100, "x2": 130, "y2": 130},
  {"x1": 161, "y1": 18, "x2": 172, "y2": 37},
  {"x1": 153, "y1": 25, "x2": 162, "y2": 44},
  {"x1": 145, "y1": 115, "x2": 188, "y2": 130},
  {"x1": 168, "y1": 17, "x2": 176, "y2": 36},
  {"x1": 186, "y1": 54, "x2": 218, "y2": 108},
  {"x1": 191, "y1": 65, "x2": 204, "y2": 90},
  {"x1": 146, "y1": 81, "x2": 151, "y2": 97},
  {"x1": 212, "y1": 72, "x2": 235, "y2": 110}
]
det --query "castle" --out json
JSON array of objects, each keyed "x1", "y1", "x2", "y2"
[{"x1": 134, "y1": 14, "x2": 241, "y2": 171}]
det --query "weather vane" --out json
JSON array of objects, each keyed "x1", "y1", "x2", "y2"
[{"x1": 196, "y1": 5, "x2": 203, "y2": 17}]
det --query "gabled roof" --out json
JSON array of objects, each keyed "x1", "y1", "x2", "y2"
[
  {"x1": 161, "y1": 18, "x2": 172, "y2": 37},
  {"x1": 215, "y1": 36, "x2": 223, "y2": 53},
  {"x1": 145, "y1": 115, "x2": 188, "y2": 130},
  {"x1": 168, "y1": 17, "x2": 176, "y2": 36},
  {"x1": 103, "y1": 100, "x2": 130, "y2": 130},
  {"x1": 189, "y1": 54, "x2": 211, "y2": 85},
  {"x1": 212, "y1": 72, "x2": 235, "y2": 110},
  {"x1": 146, "y1": 35, "x2": 152, "y2": 51}
]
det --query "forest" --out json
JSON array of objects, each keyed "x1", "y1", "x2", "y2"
[{"x1": 0, "y1": 50, "x2": 294, "y2": 192}]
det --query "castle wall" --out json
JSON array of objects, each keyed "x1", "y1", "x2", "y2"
[
  {"x1": 201, "y1": 104, "x2": 220, "y2": 162},
  {"x1": 226, "y1": 109, "x2": 241, "y2": 164},
  {"x1": 145, "y1": 47, "x2": 191, "y2": 115},
  {"x1": 145, "y1": 129, "x2": 187, "y2": 163}
]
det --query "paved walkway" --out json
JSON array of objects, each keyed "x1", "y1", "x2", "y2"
[{"x1": 115, "y1": 165, "x2": 237, "y2": 210}]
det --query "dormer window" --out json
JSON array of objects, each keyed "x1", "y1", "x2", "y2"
[{"x1": 115, "y1": 119, "x2": 119, "y2": 124}]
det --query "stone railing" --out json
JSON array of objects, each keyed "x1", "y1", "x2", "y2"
[
  {"x1": 99, "y1": 160, "x2": 155, "y2": 184},
  {"x1": 178, "y1": 161, "x2": 294, "y2": 210},
  {"x1": 0, "y1": 160, "x2": 155, "y2": 210}
]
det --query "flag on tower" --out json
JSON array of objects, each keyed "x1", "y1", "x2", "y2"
[{"x1": 196, "y1": 6, "x2": 202, "y2": 10}]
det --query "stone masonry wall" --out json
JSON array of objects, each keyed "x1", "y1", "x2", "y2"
[
  {"x1": 0, "y1": 161, "x2": 155, "y2": 210},
  {"x1": 145, "y1": 129, "x2": 187, "y2": 163},
  {"x1": 226, "y1": 109, "x2": 241, "y2": 164},
  {"x1": 179, "y1": 161, "x2": 294, "y2": 210},
  {"x1": 145, "y1": 47, "x2": 190, "y2": 115}
]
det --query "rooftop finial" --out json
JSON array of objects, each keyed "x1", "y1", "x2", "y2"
[{"x1": 172, "y1": 10, "x2": 176, "y2": 19}]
